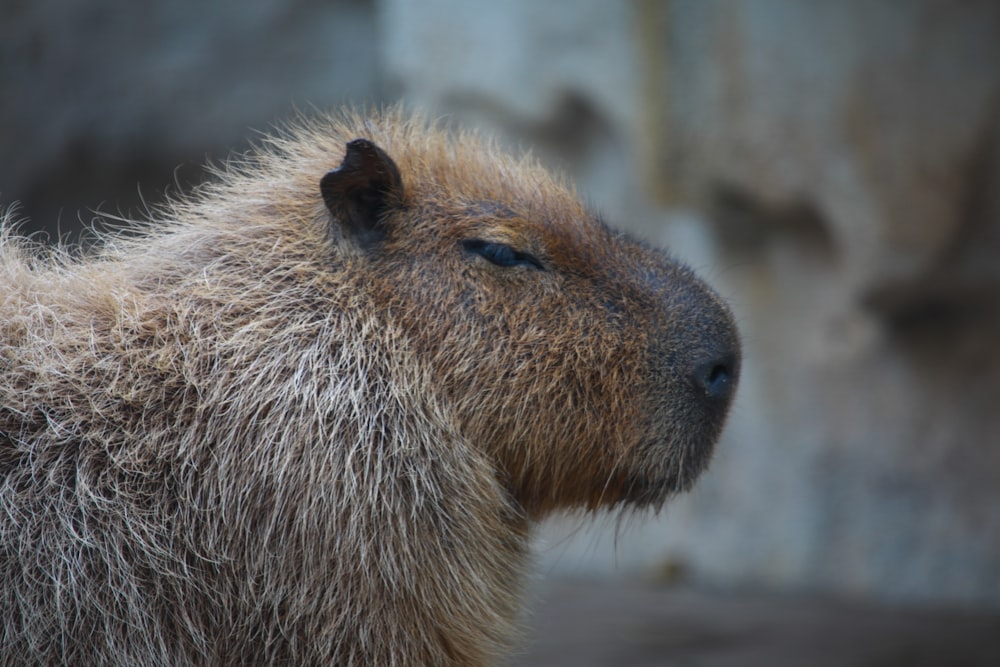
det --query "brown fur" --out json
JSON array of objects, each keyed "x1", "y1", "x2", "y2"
[{"x1": 0, "y1": 108, "x2": 739, "y2": 665}]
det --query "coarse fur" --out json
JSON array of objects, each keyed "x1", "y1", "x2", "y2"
[{"x1": 0, "y1": 108, "x2": 739, "y2": 665}]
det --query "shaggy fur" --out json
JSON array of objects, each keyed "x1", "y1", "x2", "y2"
[{"x1": 0, "y1": 108, "x2": 739, "y2": 665}]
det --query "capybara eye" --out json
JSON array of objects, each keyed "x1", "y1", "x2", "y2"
[{"x1": 462, "y1": 239, "x2": 545, "y2": 271}]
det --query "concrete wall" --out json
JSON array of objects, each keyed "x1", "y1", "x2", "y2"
[
  {"x1": 2, "y1": 0, "x2": 380, "y2": 236},
  {"x1": 2, "y1": 0, "x2": 998, "y2": 607}
]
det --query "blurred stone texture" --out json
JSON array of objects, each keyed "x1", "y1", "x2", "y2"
[{"x1": 2, "y1": 0, "x2": 998, "y2": 607}]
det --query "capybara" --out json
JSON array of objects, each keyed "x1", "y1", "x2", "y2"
[{"x1": 0, "y1": 109, "x2": 739, "y2": 665}]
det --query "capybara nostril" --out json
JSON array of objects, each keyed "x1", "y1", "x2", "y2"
[{"x1": 692, "y1": 352, "x2": 738, "y2": 403}]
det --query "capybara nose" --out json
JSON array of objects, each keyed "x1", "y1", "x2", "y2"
[{"x1": 691, "y1": 351, "x2": 738, "y2": 404}]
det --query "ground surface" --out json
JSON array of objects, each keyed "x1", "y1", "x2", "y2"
[{"x1": 514, "y1": 577, "x2": 1000, "y2": 667}]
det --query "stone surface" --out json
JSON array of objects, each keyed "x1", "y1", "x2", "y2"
[
  {"x1": 514, "y1": 577, "x2": 1000, "y2": 667},
  {"x1": 657, "y1": 1, "x2": 1000, "y2": 314},
  {"x1": 1, "y1": 0, "x2": 380, "y2": 237},
  {"x1": 2, "y1": 0, "x2": 998, "y2": 609}
]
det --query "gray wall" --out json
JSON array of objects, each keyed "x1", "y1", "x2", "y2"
[{"x1": 3, "y1": 0, "x2": 998, "y2": 607}]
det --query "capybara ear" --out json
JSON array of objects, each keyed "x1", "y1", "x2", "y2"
[{"x1": 320, "y1": 139, "x2": 404, "y2": 248}]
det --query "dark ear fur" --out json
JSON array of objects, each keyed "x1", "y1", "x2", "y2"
[{"x1": 320, "y1": 139, "x2": 404, "y2": 248}]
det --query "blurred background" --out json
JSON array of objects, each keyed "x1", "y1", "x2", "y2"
[{"x1": 3, "y1": 1, "x2": 999, "y2": 664}]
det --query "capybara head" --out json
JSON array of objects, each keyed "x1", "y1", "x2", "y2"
[{"x1": 319, "y1": 123, "x2": 740, "y2": 519}]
